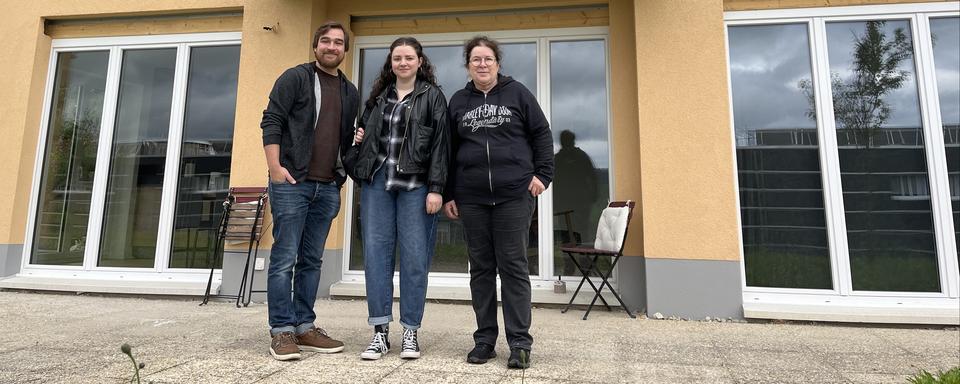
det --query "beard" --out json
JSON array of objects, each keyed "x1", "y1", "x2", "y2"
[{"x1": 316, "y1": 50, "x2": 343, "y2": 70}]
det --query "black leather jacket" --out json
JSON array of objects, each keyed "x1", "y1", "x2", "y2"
[
  {"x1": 344, "y1": 80, "x2": 449, "y2": 194},
  {"x1": 261, "y1": 63, "x2": 359, "y2": 186}
]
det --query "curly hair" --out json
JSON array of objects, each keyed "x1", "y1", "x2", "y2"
[
  {"x1": 365, "y1": 37, "x2": 438, "y2": 108},
  {"x1": 462, "y1": 35, "x2": 502, "y2": 67}
]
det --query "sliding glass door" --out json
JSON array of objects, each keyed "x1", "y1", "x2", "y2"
[{"x1": 26, "y1": 33, "x2": 241, "y2": 276}]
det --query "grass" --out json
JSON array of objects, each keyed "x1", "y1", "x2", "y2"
[
  {"x1": 907, "y1": 367, "x2": 960, "y2": 384},
  {"x1": 744, "y1": 246, "x2": 944, "y2": 291}
]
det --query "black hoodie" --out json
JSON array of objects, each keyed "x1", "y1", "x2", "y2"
[{"x1": 446, "y1": 74, "x2": 554, "y2": 205}]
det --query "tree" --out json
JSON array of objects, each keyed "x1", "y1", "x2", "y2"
[{"x1": 799, "y1": 21, "x2": 912, "y2": 148}]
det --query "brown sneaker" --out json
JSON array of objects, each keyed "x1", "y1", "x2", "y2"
[
  {"x1": 270, "y1": 331, "x2": 302, "y2": 361},
  {"x1": 296, "y1": 327, "x2": 345, "y2": 353}
]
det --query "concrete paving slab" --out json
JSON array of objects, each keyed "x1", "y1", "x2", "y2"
[
  {"x1": 0, "y1": 290, "x2": 957, "y2": 383},
  {"x1": 842, "y1": 372, "x2": 913, "y2": 384}
]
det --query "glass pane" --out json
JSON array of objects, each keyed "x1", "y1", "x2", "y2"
[
  {"x1": 501, "y1": 43, "x2": 537, "y2": 96},
  {"x1": 930, "y1": 17, "x2": 960, "y2": 271},
  {"x1": 826, "y1": 20, "x2": 939, "y2": 292},
  {"x1": 424, "y1": 45, "x2": 464, "y2": 103},
  {"x1": 98, "y1": 48, "x2": 176, "y2": 268},
  {"x1": 31, "y1": 51, "x2": 109, "y2": 265},
  {"x1": 169, "y1": 46, "x2": 240, "y2": 269},
  {"x1": 424, "y1": 45, "x2": 472, "y2": 273},
  {"x1": 728, "y1": 24, "x2": 833, "y2": 289},
  {"x1": 550, "y1": 40, "x2": 610, "y2": 278}
]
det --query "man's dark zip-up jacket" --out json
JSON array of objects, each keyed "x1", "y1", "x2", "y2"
[
  {"x1": 446, "y1": 74, "x2": 554, "y2": 206},
  {"x1": 344, "y1": 80, "x2": 449, "y2": 194},
  {"x1": 261, "y1": 62, "x2": 360, "y2": 187}
]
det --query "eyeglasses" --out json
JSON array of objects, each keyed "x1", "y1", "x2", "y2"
[{"x1": 469, "y1": 56, "x2": 497, "y2": 67}]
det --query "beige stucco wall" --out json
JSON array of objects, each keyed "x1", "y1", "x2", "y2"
[{"x1": 633, "y1": 0, "x2": 741, "y2": 261}]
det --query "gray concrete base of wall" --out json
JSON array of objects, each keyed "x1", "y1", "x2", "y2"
[
  {"x1": 616, "y1": 256, "x2": 743, "y2": 320},
  {"x1": 220, "y1": 248, "x2": 343, "y2": 303},
  {"x1": 0, "y1": 244, "x2": 23, "y2": 278}
]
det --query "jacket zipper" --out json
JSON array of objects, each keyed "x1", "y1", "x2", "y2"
[
  {"x1": 396, "y1": 85, "x2": 429, "y2": 173},
  {"x1": 483, "y1": 93, "x2": 495, "y2": 205}
]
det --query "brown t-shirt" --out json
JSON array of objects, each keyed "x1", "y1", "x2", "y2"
[{"x1": 307, "y1": 67, "x2": 342, "y2": 181}]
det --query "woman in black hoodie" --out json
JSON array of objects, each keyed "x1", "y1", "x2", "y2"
[{"x1": 443, "y1": 36, "x2": 554, "y2": 369}]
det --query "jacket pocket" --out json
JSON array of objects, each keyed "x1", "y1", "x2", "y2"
[{"x1": 410, "y1": 122, "x2": 436, "y2": 165}]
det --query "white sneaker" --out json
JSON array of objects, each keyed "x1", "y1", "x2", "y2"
[
  {"x1": 400, "y1": 328, "x2": 420, "y2": 359},
  {"x1": 360, "y1": 331, "x2": 389, "y2": 360}
]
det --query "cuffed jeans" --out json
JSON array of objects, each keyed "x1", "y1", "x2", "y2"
[
  {"x1": 459, "y1": 195, "x2": 536, "y2": 350},
  {"x1": 361, "y1": 168, "x2": 437, "y2": 330},
  {"x1": 267, "y1": 179, "x2": 340, "y2": 336}
]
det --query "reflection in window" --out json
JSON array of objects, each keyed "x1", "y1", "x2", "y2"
[
  {"x1": 169, "y1": 45, "x2": 241, "y2": 269},
  {"x1": 930, "y1": 17, "x2": 960, "y2": 267},
  {"x1": 549, "y1": 40, "x2": 610, "y2": 278},
  {"x1": 98, "y1": 49, "x2": 177, "y2": 268},
  {"x1": 728, "y1": 24, "x2": 833, "y2": 289},
  {"x1": 31, "y1": 51, "x2": 109, "y2": 266},
  {"x1": 826, "y1": 20, "x2": 939, "y2": 292}
]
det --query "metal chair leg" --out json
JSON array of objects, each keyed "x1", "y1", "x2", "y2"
[
  {"x1": 243, "y1": 242, "x2": 262, "y2": 307},
  {"x1": 588, "y1": 255, "x2": 635, "y2": 319},
  {"x1": 200, "y1": 216, "x2": 227, "y2": 306},
  {"x1": 562, "y1": 252, "x2": 590, "y2": 313}
]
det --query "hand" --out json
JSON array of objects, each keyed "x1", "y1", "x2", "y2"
[
  {"x1": 425, "y1": 193, "x2": 442, "y2": 214},
  {"x1": 269, "y1": 166, "x2": 296, "y2": 184},
  {"x1": 353, "y1": 127, "x2": 365, "y2": 145},
  {"x1": 528, "y1": 176, "x2": 545, "y2": 197},
  {"x1": 443, "y1": 200, "x2": 459, "y2": 220}
]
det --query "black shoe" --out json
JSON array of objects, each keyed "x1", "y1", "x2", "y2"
[
  {"x1": 360, "y1": 330, "x2": 390, "y2": 360},
  {"x1": 399, "y1": 328, "x2": 420, "y2": 359},
  {"x1": 507, "y1": 347, "x2": 531, "y2": 369},
  {"x1": 466, "y1": 343, "x2": 496, "y2": 364}
]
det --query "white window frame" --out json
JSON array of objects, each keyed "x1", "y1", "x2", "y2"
[
  {"x1": 725, "y1": 3, "x2": 960, "y2": 318},
  {"x1": 343, "y1": 26, "x2": 613, "y2": 290},
  {"x1": 19, "y1": 32, "x2": 242, "y2": 283}
]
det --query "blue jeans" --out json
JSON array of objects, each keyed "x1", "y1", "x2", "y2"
[
  {"x1": 361, "y1": 169, "x2": 437, "y2": 330},
  {"x1": 267, "y1": 179, "x2": 340, "y2": 336}
]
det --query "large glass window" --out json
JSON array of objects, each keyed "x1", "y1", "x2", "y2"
[
  {"x1": 169, "y1": 45, "x2": 241, "y2": 269},
  {"x1": 826, "y1": 20, "x2": 939, "y2": 292},
  {"x1": 728, "y1": 9, "x2": 959, "y2": 296},
  {"x1": 26, "y1": 34, "x2": 241, "y2": 275},
  {"x1": 550, "y1": 39, "x2": 610, "y2": 279},
  {"x1": 728, "y1": 24, "x2": 833, "y2": 289},
  {"x1": 98, "y1": 49, "x2": 177, "y2": 268},
  {"x1": 929, "y1": 17, "x2": 960, "y2": 269},
  {"x1": 30, "y1": 51, "x2": 109, "y2": 266}
]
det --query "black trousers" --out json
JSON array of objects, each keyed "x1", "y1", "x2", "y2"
[{"x1": 459, "y1": 195, "x2": 536, "y2": 350}]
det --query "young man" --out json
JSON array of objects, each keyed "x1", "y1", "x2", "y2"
[{"x1": 260, "y1": 21, "x2": 360, "y2": 361}]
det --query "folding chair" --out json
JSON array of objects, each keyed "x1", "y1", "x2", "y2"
[
  {"x1": 200, "y1": 187, "x2": 269, "y2": 307},
  {"x1": 560, "y1": 200, "x2": 636, "y2": 320}
]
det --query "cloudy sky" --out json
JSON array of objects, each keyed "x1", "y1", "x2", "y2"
[
  {"x1": 181, "y1": 45, "x2": 241, "y2": 143},
  {"x1": 728, "y1": 17, "x2": 959, "y2": 142}
]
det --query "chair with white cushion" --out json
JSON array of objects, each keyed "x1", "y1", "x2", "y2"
[{"x1": 560, "y1": 200, "x2": 636, "y2": 320}]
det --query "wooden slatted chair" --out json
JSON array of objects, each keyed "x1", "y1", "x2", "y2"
[{"x1": 200, "y1": 187, "x2": 269, "y2": 307}]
